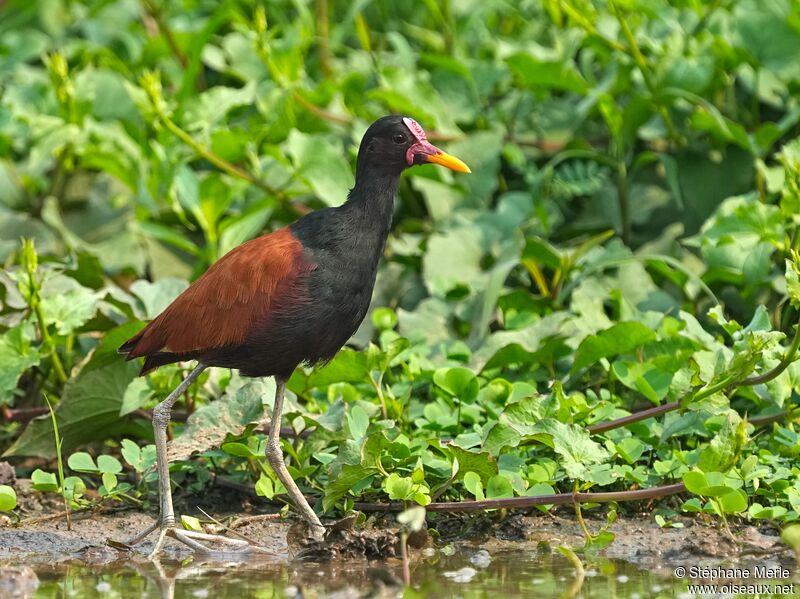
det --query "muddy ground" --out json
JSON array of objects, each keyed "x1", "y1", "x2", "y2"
[
  {"x1": 1, "y1": 476, "x2": 793, "y2": 567},
  {"x1": 0, "y1": 477, "x2": 795, "y2": 596}
]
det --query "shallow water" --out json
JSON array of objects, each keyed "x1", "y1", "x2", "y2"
[{"x1": 17, "y1": 548, "x2": 798, "y2": 599}]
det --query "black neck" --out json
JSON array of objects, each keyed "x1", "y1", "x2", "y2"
[{"x1": 343, "y1": 167, "x2": 399, "y2": 238}]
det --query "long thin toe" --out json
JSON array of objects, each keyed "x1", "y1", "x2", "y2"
[
  {"x1": 168, "y1": 528, "x2": 277, "y2": 556},
  {"x1": 108, "y1": 520, "x2": 160, "y2": 551}
]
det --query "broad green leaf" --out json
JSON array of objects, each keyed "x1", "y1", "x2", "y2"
[
  {"x1": 573, "y1": 322, "x2": 657, "y2": 372},
  {"x1": 612, "y1": 360, "x2": 673, "y2": 403},
  {"x1": 463, "y1": 471, "x2": 484, "y2": 500},
  {"x1": 383, "y1": 473, "x2": 413, "y2": 501},
  {"x1": 39, "y1": 275, "x2": 98, "y2": 335},
  {"x1": 120, "y1": 439, "x2": 141, "y2": 471},
  {"x1": 433, "y1": 367, "x2": 479, "y2": 402},
  {"x1": 718, "y1": 489, "x2": 747, "y2": 514},
  {"x1": 528, "y1": 419, "x2": 610, "y2": 481},
  {"x1": 31, "y1": 469, "x2": 58, "y2": 492},
  {"x1": 169, "y1": 377, "x2": 272, "y2": 462},
  {"x1": 287, "y1": 131, "x2": 352, "y2": 206},
  {"x1": 101, "y1": 472, "x2": 118, "y2": 493},
  {"x1": 129, "y1": 278, "x2": 189, "y2": 320},
  {"x1": 5, "y1": 361, "x2": 140, "y2": 458},
  {"x1": 255, "y1": 474, "x2": 275, "y2": 499},
  {"x1": 97, "y1": 455, "x2": 123, "y2": 474},
  {"x1": 506, "y1": 53, "x2": 589, "y2": 93},
  {"x1": 220, "y1": 442, "x2": 258, "y2": 458},
  {"x1": 0, "y1": 324, "x2": 40, "y2": 404},
  {"x1": 346, "y1": 404, "x2": 370, "y2": 440},
  {"x1": 68, "y1": 452, "x2": 98, "y2": 472},
  {"x1": 486, "y1": 475, "x2": 513, "y2": 499},
  {"x1": 323, "y1": 463, "x2": 376, "y2": 512},
  {"x1": 306, "y1": 350, "x2": 369, "y2": 388},
  {"x1": 120, "y1": 378, "x2": 152, "y2": 417}
]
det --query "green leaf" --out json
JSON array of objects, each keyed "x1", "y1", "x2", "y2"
[
  {"x1": 31, "y1": 469, "x2": 58, "y2": 492},
  {"x1": 120, "y1": 439, "x2": 141, "y2": 471},
  {"x1": 0, "y1": 485, "x2": 17, "y2": 512},
  {"x1": 181, "y1": 515, "x2": 203, "y2": 531},
  {"x1": 371, "y1": 307, "x2": 398, "y2": 331},
  {"x1": 169, "y1": 376, "x2": 272, "y2": 462},
  {"x1": 255, "y1": 474, "x2": 275, "y2": 499},
  {"x1": 717, "y1": 489, "x2": 747, "y2": 514},
  {"x1": 383, "y1": 473, "x2": 414, "y2": 501},
  {"x1": 0, "y1": 324, "x2": 40, "y2": 404},
  {"x1": 463, "y1": 471, "x2": 485, "y2": 500},
  {"x1": 220, "y1": 442, "x2": 258, "y2": 458},
  {"x1": 129, "y1": 278, "x2": 189, "y2": 320},
  {"x1": 101, "y1": 472, "x2": 118, "y2": 493},
  {"x1": 447, "y1": 447, "x2": 498, "y2": 483},
  {"x1": 697, "y1": 411, "x2": 747, "y2": 473},
  {"x1": 67, "y1": 452, "x2": 98, "y2": 472},
  {"x1": 433, "y1": 367, "x2": 479, "y2": 402},
  {"x1": 97, "y1": 455, "x2": 123, "y2": 474},
  {"x1": 4, "y1": 360, "x2": 140, "y2": 458},
  {"x1": 506, "y1": 53, "x2": 589, "y2": 93},
  {"x1": 573, "y1": 322, "x2": 657, "y2": 372},
  {"x1": 781, "y1": 525, "x2": 800, "y2": 550},
  {"x1": 119, "y1": 378, "x2": 152, "y2": 417},
  {"x1": 287, "y1": 131, "x2": 352, "y2": 206},
  {"x1": 346, "y1": 404, "x2": 370, "y2": 440},
  {"x1": 324, "y1": 464, "x2": 376, "y2": 511},
  {"x1": 528, "y1": 420, "x2": 610, "y2": 481},
  {"x1": 306, "y1": 350, "x2": 369, "y2": 388},
  {"x1": 39, "y1": 276, "x2": 98, "y2": 336},
  {"x1": 486, "y1": 475, "x2": 513, "y2": 499},
  {"x1": 786, "y1": 257, "x2": 800, "y2": 310},
  {"x1": 612, "y1": 360, "x2": 673, "y2": 403}
]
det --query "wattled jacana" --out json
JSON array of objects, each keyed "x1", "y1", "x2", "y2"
[{"x1": 116, "y1": 115, "x2": 470, "y2": 556}]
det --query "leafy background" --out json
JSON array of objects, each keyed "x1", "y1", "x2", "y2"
[{"x1": 2, "y1": 0, "x2": 800, "y2": 534}]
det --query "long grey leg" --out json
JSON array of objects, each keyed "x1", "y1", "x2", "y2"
[
  {"x1": 152, "y1": 363, "x2": 207, "y2": 529},
  {"x1": 111, "y1": 363, "x2": 274, "y2": 557},
  {"x1": 267, "y1": 378, "x2": 325, "y2": 538}
]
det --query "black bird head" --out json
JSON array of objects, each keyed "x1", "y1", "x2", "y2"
[{"x1": 356, "y1": 115, "x2": 470, "y2": 180}]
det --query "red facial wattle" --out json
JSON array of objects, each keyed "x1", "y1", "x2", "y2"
[{"x1": 402, "y1": 117, "x2": 471, "y2": 173}]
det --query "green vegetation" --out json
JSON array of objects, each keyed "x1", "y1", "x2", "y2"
[{"x1": 2, "y1": 0, "x2": 800, "y2": 546}]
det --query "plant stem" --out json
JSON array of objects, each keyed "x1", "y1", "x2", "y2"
[
  {"x1": 400, "y1": 530, "x2": 411, "y2": 586},
  {"x1": 28, "y1": 270, "x2": 67, "y2": 385},
  {"x1": 45, "y1": 395, "x2": 71, "y2": 530},
  {"x1": 314, "y1": 0, "x2": 333, "y2": 78},
  {"x1": 616, "y1": 159, "x2": 631, "y2": 245},
  {"x1": 740, "y1": 324, "x2": 800, "y2": 386},
  {"x1": 573, "y1": 482, "x2": 592, "y2": 541},
  {"x1": 141, "y1": 0, "x2": 188, "y2": 68},
  {"x1": 558, "y1": 545, "x2": 586, "y2": 599},
  {"x1": 609, "y1": 0, "x2": 680, "y2": 143},
  {"x1": 158, "y1": 115, "x2": 286, "y2": 201}
]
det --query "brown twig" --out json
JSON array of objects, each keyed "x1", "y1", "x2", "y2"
[
  {"x1": 586, "y1": 401, "x2": 680, "y2": 434},
  {"x1": 354, "y1": 482, "x2": 686, "y2": 512}
]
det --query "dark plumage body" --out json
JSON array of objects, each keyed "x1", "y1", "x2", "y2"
[
  {"x1": 114, "y1": 115, "x2": 469, "y2": 555},
  {"x1": 118, "y1": 115, "x2": 463, "y2": 379}
]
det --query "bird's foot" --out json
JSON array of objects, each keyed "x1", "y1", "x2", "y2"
[{"x1": 107, "y1": 519, "x2": 276, "y2": 559}]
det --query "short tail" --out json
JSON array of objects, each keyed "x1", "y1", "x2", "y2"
[{"x1": 118, "y1": 326, "x2": 188, "y2": 376}]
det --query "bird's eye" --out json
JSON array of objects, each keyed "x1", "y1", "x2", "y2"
[{"x1": 392, "y1": 134, "x2": 406, "y2": 145}]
